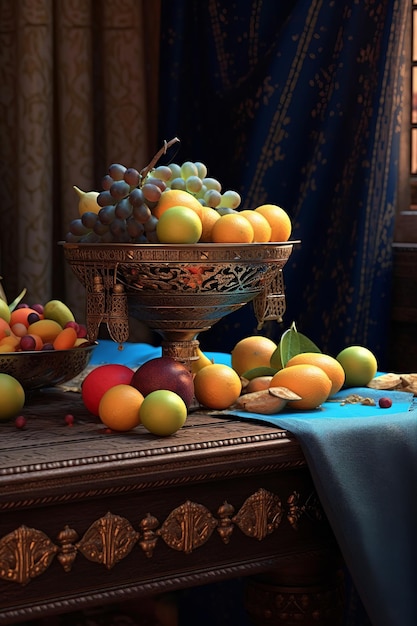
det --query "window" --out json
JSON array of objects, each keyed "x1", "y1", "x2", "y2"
[{"x1": 395, "y1": 2, "x2": 417, "y2": 242}]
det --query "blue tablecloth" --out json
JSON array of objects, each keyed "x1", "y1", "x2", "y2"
[{"x1": 91, "y1": 341, "x2": 417, "y2": 626}]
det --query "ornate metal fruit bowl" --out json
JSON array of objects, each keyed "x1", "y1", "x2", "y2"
[
  {"x1": 63, "y1": 242, "x2": 297, "y2": 365},
  {"x1": 0, "y1": 343, "x2": 97, "y2": 391}
]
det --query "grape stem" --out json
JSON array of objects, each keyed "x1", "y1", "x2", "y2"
[{"x1": 139, "y1": 137, "x2": 180, "y2": 181}]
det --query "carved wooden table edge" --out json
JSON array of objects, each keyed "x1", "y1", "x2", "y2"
[{"x1": 0, "y1": 389, "x2": 344, "y2": 625}]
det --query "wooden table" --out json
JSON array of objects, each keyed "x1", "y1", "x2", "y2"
[{"x1": 0, "y1": 388, "x2": 344, "y2": 625}]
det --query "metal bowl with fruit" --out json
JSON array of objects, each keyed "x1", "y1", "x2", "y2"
[
  {"x1": 63, "y1": 143, "x2": 298, "y2": 366},
  {"x1": 0, "y1": 342, "x2": 96, "y2": 391},
  {"x1": 0, "y1": 290, "x2": 97, "y2": 391}
]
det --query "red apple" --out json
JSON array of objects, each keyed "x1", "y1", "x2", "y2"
[
  {"x1": 81, "y1": 364, "x2": 134, "y2": 416},
  {"x1": 130, "y1": 356, "x2": 194, "y2": 408}
]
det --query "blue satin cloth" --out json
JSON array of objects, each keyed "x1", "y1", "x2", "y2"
[
  {"x1": 227, "y1": 389, "x2": 417, "y2": 626},
  {"x1": 90, "y1": 342, "x2": 417, "y2": 625}
]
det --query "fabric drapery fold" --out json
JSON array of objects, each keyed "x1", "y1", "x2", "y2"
[
  {"x1": 157, "y1": 0, "x2": 407, "y2": 369},
  {"x1": 0, "y1": 0, "x2": 160, "y2": 321}
]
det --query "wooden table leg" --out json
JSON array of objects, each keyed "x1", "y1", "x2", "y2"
[{"x1": 244, "y1": 551, "x2": 345, "y2": 625}]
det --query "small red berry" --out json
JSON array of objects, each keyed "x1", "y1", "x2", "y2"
[
  {"x1": 378, "y1": 397, "x2": 392, "y2": 409},
  {"x1": 15, "y1": 415, "x2": 27, "y2": 429},
  {"x1": 64, "y1": 414, "x2": 75, "y2": 426}
]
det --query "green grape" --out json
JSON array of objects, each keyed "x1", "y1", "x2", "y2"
[
  {"x1": 170, "y1": 177, "x2": 186, "y2": 191},
  {"x1": 110, "y1": 180, "x2": 130, "y2": 201},
  {"x1": 180, "y1": 161, "x2": 198, "y2": 179},
  {"x1": 203, "y1": 177, "x2": 222, "y2": 192},
  {"x1": 69, "y1": 218, "x2": 90, "y2": 236},
  {"x1": 153, "y1": 165, "x2": 173, "y2": 182},
  {"x1": 108, "y1": 163, "x2": 126, "y2": 181},
  {"x1": 168, "y1": 163, "x2": 182, "y2": 179},
  {"x1": 133, "y1": 203, "x2": 151, "y2": 223},
  {"x1": 98, "y1": 205, "x2": 116, "y2": 224},
  {"x1": 129, "y1": 187, "x2": 145, "y2": 207},
  {"x1": 196, "y1": 184, "x2": 207, "y2": 199},
  {"x1": 124, "y1": 167, "x2": 141, "y2": 187},
  {"x1": 142, "y1": 182, "x2": 162, "y2": 203},
  {"x1": 204, "y1": 189, "x2": 222, "y2": 208},
  {"x1": 216, "y1": 206, "x2": 238, "y2": 215},
  {"x1": 194, "y1": 161, "x2": 208, "y2": 179},
  {"x1": 115, "y1": 198, "x2": 133, "y2": 219},
  {"x1": 219, "y1": 190, "x2": 241, "y2": 209},
  {"x1": 185, "y1": 175, "x2": 203, "y2": 194},
  {"x1": 97, "y1": 190, "x2": 114, "y2": 207}
]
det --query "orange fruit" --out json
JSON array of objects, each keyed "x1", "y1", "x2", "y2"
[
  {"x1": 211, "y1": 213, "x2": 254, "y2": 243},
  {"x1": 285, "y1": 352, "x2": 345, "y2": 396},
  {"x1": 239, "y1": 210, "x2": 272, "y2": 242},
  {"x1": 82, "y1": 364, "x2": 134, "y2": 416},
  {"x1": 199, "y1": 206, "x2": 221, "y2": 242},
  {"x1": 231, "y1": 335, "x2": 278, "y2": 376},
  {"x1": 156, "y1": 205, "x2": 202, "y2": 243},
  {"x1": 98, "y1": 384, "x2": 144, "y2": 431},
  {"x1": 269, "y1": 364, "x2": 332, "y2": 410},
  {"x1": 0, "y1": 373, "x2": 25, "y2": 421},
  {"x1": 254, "y1": 204, "x2": 292, "y2": 242},
  {"x1": 53, "y1": 326, "x2": 77, "y2": 350},
  {"x1": 9, "y1": 307, "x2": 41, "y2": 329},
  {"x1": 336, "y1": 346, "x2": 378, "y2": 387},
  {"x1": 153, "y1": 188, "x2": 203, "y2": 220},
  {"x1": 194, "y1": 363, "x2": 242, "y2": 410}
]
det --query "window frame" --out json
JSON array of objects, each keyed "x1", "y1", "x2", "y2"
[{"x1": 395, "y1": 1, "x2": 417, "y2": 244}]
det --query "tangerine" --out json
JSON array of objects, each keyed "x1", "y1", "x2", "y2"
[
  {"x1": 285, "y1": 352, "x2": 345, "y2": 396},
  {"x1": 211, "y1": 213, "x2": 254, "y2": 243},
  {"x1": 98, "y1": 384, "x2": 144, "y2": 431},
  {"x1": 199, "y1": 206, "x2": 221, "y2": 242},
  {"x1": 239, "y1": 210, "x2": 272, "y2": 242},
  {"x1": 254, "y1": 204, "x2": 292, "y2": 242},
  {"x1": 231, "y1": 335, "x2": 278, "y2": 376},
  {"x1": 194, "y1": 363, "x2": 242, "y2": 410},
  {"x1": 82, "y1": 364, "x2": 134, "y2": 416},
  {"x1": 269, "y1": 364, "x2": 332, "y2": 410},
  {"x1": 153, "y1": 189, "x2": 203, "y2": 219}
]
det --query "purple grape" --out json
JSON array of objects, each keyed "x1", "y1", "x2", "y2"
[
  {"x1": 27, "y1": 312, "x2": 40, "y2": 325},
  {"x1": 20, "y1": 335, "x2": 37, "y2": 351}
]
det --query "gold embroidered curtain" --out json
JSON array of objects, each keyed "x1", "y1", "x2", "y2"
[{"x1": 0, "y1": 0, "x2": 160, "y2": 321}]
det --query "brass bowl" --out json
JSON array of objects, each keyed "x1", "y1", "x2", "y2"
[
  {"x1": 63, "y1": 242, "x2": 297, "y2": 364},
  {"x1": 0, "y1": 343, "x2": 97, "y2": 391}
]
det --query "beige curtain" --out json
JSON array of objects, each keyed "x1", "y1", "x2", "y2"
[{"x1": 0, "y1": 0, "x2": 160, "y2": 322}]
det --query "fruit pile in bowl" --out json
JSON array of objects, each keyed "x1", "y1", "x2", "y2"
[{"x1": 0, "y1": 287, "x2": 96, "y2": 391}]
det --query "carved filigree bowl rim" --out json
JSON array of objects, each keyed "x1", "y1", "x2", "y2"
[
  {"x1": 61, "y1": 240, "x2": 300, "y2": 263},
  {"x1": 0, "y1": 342, "x2": 97, "y2": 390}
]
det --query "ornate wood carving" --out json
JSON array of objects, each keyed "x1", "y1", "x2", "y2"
[
  {"x1": 0, "y1": 488, "x2": 322, "y2": 585},
  {"x1": 76, "y1": 512, "x2": 139, "y2": 569},
  {"x1": 0, "y1": 525, "x2": 58, "y2": 584},
  {"x1": 233, "y1": 488, "x2": 283, "y2": 540}
]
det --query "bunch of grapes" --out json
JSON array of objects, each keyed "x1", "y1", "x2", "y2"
[{"x1": 65, "y1": 159, "x2": 242, "y2": 244}]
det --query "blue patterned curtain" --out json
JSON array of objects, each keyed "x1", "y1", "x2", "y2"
[{"x1": 157, "y1": 0, "x2": 407, "y2": 370}]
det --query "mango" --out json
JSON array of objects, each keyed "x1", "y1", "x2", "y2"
[
  {"x1": 43, "y1": 300, "x2": 75, "y2": 328},
  {"x1": 28, "y1": 319, "x2": 63, "y2": 343}
]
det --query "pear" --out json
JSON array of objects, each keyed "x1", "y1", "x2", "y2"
[
  {"x1": 191, "y1": 348, "x2": 213, "y2": 374},
  {"x1": 73, "y1": 186, "x2": 100, "y2": 216},
  {"x1": 43, "y1": 300, "x2": 75, "y2": 328}
]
